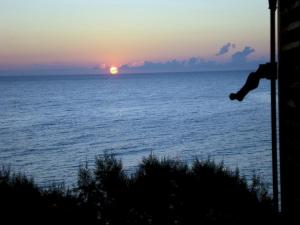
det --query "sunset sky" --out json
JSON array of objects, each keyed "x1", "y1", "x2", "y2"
[{"x1": 0, "y1": 0, "x2": 270, "y2": 74}]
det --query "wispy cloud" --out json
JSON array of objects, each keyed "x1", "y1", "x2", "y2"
[
  {"x1": 119, "y1": 58, "x2": 218, "y2": 73},
  {"x1": 231, "y1": 46, "x2": 255, "y2": 63},
  {"x1": 216, "y1": 42, "x2": 235, "y2": 56},
  {"x1": 119, "y1": 45, "x2": 264, "y2": 74}
]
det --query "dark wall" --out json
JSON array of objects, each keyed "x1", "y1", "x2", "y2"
[{"x1": 278, "y1": 0, "x2": 300, "y2": 219}]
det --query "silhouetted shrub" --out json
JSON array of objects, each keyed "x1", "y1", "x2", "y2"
[
  {"x1": 1, "y1": 155, "x2": 277, "y2": 225},
  {"x1": 0, "y1": 166, "x2": 85, "y2": 224},
  {"x1": 77, "y1": 154, "x2": 276, "y2": 225}
]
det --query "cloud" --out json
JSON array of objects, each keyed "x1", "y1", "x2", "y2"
[
  {"x1": 216, "y1": 42, "x2": 235, "y2": 56},
  {"x1": 119, "y1": 58, "x2": 218, "y2": 74},
  {"x1": 0, "y1": 45, "x2": 265, "y2": 76},
  {"x1": 119, "y1": 45, "x2": 264, "y2": 74},
  {"x1": 231, "y1": 46, "x2": 255, "y2": 63}
]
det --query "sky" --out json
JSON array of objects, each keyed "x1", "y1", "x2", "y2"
[{"x1": 0, "y1": 0, "x2": 270, "y2": 75}]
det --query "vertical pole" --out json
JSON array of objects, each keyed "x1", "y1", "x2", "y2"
[{"x1": 269, "y1": 0, "x2": 279, "y2": 213}]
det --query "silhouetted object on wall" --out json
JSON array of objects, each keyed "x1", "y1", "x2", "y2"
[
  {"x1": 230, "y1": 0, "x2": 280, "y2": 213},
  {"x1": 229, "y1": 63, "x2": 276, "y2": 101}
]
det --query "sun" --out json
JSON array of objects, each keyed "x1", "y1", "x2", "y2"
[{"x1": 109, "y1": 66, "x2": 118, "y2": 75}]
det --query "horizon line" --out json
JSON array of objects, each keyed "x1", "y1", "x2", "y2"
[{"x1": 0, "y1": 69, "x2": 254, "y2": 77}]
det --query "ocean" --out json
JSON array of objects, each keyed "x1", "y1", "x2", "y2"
[{"x1": 0, "y1": 71, "x2": 272, "y2": 188}]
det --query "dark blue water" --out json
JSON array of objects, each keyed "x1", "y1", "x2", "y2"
[{"x1": 0, "y1": 72, "x2": 272, "y2": 188}]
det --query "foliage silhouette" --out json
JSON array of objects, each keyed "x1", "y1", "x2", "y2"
[
  {"x1": 77, "y1": 154, "x2": 276, "y2": 225},
  {"x1": 0, "y1": 166, "x2": 86, "y2": 224},
  {"x1": 1, "y1": 155, "x2": 278, "y2": 224}
]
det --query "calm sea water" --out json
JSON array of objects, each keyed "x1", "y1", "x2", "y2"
[{"x1": 0, "y1": 72, "x2": 272, "y2": 188}]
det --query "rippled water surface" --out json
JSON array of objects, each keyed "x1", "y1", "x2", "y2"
[{"x1": 0, "y1": 72, "x2": 272, "y2": 187}]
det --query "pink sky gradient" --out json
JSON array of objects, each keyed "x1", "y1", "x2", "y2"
[{"x1": 0, "y1": 0, "x2": 270, "y2": 74}]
